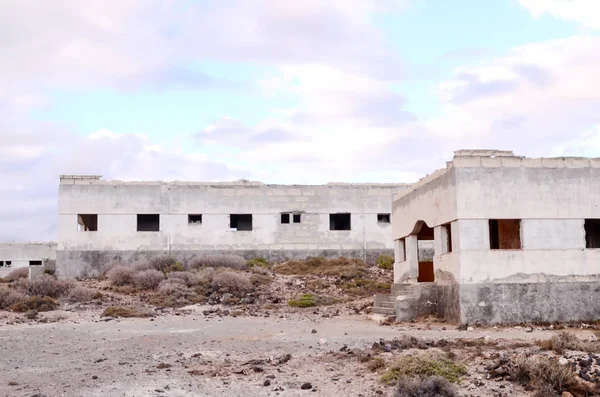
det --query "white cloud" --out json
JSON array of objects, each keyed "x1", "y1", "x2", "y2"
[{"x1": 519, "y1": 0, "x2": 600, "y2": 30}]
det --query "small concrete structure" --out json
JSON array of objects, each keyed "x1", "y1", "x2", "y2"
[
  {"x1": 376, "y1": 150, "x2": 600, "y2": 324},
  {"x1": 57, "y1": 176, "x2": 407, "y2": 278},
  {"x1": 0, "y1": 243, "x2": 57, "y2": 278}
]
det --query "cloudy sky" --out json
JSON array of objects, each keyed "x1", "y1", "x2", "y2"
[{"x1": 2, "y1": 0, "x2": 600, "y2": 242}]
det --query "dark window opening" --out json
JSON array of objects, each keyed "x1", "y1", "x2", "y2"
[
  {"x1": 137, "y1": 214, "x2": 160, "y2": 232},
  {"x1": 78, "y1": 214, "x2": 98, "y2": 231},
  {"x1": 293, "y1": 213, "x2": 301, "y2": 223},
  {"x1": 0, "y1": 261, "x2": 3, "y2": 267},
  {"x1": 585, "y1": 219, "x2": 600, "y2": 248},
  {"x1": 330, "y1": 213, "x2": 351, "y2": 231},
  {"x1": 231, "y1": 214, "x2": 253, "y2": 231},
  {"x1": 442, "y1": 223, "x2": 453, "y2": 253},
  {"x1": 29, "y1": 261, "x2": 42, "y2": 266},
  {"x1": 5, "y1": 261, "x2": 11, "y2": 268},
  {"x1": 281, "y1": 213, "x2": 290, "y2": 224},
  {"x1": 377, "y1": 213, "x2": 391, "y2": 223},
  {"x1": 188, "y1": 214, "x2": 203, "y2": 224},
  {"x1": 489, "y1": 219, "x2": 521, "y2": 250}
]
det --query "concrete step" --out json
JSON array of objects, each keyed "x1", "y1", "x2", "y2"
[
  {"x1": 372, "y1": 307, "x2": 395, "y2": 315},
  {"x1": 391, "y1": 283, "x2": 415, "y2": 296},
  {"x1": 380, "y1": 301, "x2": 394, "y2": 308}
]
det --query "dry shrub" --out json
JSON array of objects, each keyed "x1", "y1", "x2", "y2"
[
  {"x1": 340, "y1": 279, "x2": 391, "y2": 296},
  {"x1": 382, "y1": 352, "x2": 468, "y2": 385},
  {"x1": 288, "y1": 293, "x2": 317, "y2": 308},
  {"x1": 106, "y1": 265, "x2": 134, "y2": 286},
  {"x1": 150, "y1": 279, "x2": 203, "y2": 308},
  {"x1": 392, "y1": 376, "x2": 458, "y2": 397},
  {"x1": 508, "y1": 355, "x2": 593, "y2": 396},
  {"x1": 250, "y1": 274, "x2": 273, "y2": 287},
  {"x1": 11, "y1": 296, "x2": 59, "y2": 312},
  {"x1": 132, "y1": 269, "x2": 165, "y2": 290},
  {"x1": 15, "y1": 275, "x2": 73, "y2": 298},
  {"x1": 249, "y1": 265, "x2": 271, "y2": 276},
  {"x1": 247, "y1": 258, "x2": 269, "y2": 267},
  {"x1": 273, "y1": 257, "x2": 369, "y2": 279},
  {"x1": 367, "y1": 357, "x2": 386, "y2": 372},
  {"x1": 196, "y1": 267, "x2": 216, "y2": 283},
  {"x1": 167, "y1": 271, "x2": 200, "y2": 287},
  {"x1": 538, "y1": 332, "x2": 600, "y2": 354},
  {"x1": 211, "y1": 271, "x2": 252, "y2": 293},
  {"x1": 6, "y1": 267, "x2": 29, "y2": 281},
  {"x1": 189, "y1": 255, "x2": 247, "y2": 270},
  {"x1": 0, "y1": 287, "x2": 27, "y2": 310},
  {"x1": 65, "y1": 286, "x2": 100, "y2": 303},
  {"x1": 101, "y1": 306, "x2": 152, "y2": 318}
]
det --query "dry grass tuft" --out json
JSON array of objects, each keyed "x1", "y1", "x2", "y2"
[
  {"x1": 65, "y1": 286, "x2": 102, "y2": 303},
  {"x1": 381, "y1": 352, "x2": 467, "y2": 385},
  {"x1": 11, "y1": 296, "x2": 59, "y2": 312},
  {"x1": 131, "y1": 269, "x2": 165, "y2": 290},
  {"x1": 391, "y1": 376, "x2": 458, "y2": 397},
  {"x1": 288, "y1": 293, "x2": 317, "y2": 308},
  {"x1": 101, "y1": 306, "x2": 152, "y2": 318},
  {"x1": 367, "y1": 357, "x2": 386, "y2": 372},
  {"x1": 6, "y1": 267, "x2": 29, "y2": 281},
  {"x1": 167, "y1": 271, "x2": 200, "y2": 287}
]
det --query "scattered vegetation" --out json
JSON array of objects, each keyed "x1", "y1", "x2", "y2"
[
  {"x1": 189, "y1": 255, "x2": 247, "y2": 270},
  {"x1": 274, "y1": 257, "x2": 369, "y2": 279},
  {"x1": 14, "y1": 275, "x2": 73, "y2": 299},
  {"x1": 377, "y1": 255, "x2": 394, "y2": 270},
  {"x1": 101, "y1": 306, "x2": 152, "y2": 318},
  {"x1": 538, "y1": 331, "x2": 600, "y2": 354},
  {"x1": 340, "y1": 279, "x2": 391, "y2": 296},
  {"x1": 381, "y1": 352, "x2": 468, "y2": 385},
  {"x1": 391, "y1": 376, "x2": 458, "y2": 397},
  {"x1": 6, "y1": 267, "x2": 29, "y2": 281},
  {"x1": 11, "y1": 296, "x2": 59, "y2": 312}
]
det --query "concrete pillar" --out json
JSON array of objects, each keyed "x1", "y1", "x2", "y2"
[
  {"x1": 433, "y1": 226, "x2": 443, "y2": 256},
  {"x1": 405, "y1": 235, "x2": 419, "y2": 279},
  {"x1": 394, "y1": 239, "x2": 405, "y2": 263}
]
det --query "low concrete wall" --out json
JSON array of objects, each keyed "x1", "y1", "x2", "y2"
[{"x1": 56, "y1": 249, "x2": 394, "y2": 279}]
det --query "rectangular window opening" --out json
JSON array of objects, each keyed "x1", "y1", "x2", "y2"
[
  {"x1": 377, "y1": 213, "x2": 391, "y2": 223},
  {"x1": 442, "y1": 223, "x2": 453, "y2": 253},
  {"x1": 5, "y1": 261, "x2": 11, "y2": 268},
  {"x1": 489, "y1": 219, "x2": 521, "y2": 250},
  {"x1": 280, "y1": 213, "x2": 290, "y2": 224},
  {"x1": 137, "y1": 214, "x2": 160, "y2": 232},
  {"x1": 585, "y1": 219, "x2": 600, "y2": 249},
  {"x1": 77, "y1": 214, "x2": 98, "y2": 231},
  {"x1": 188, "y1": 214, "x2": 203, "y2": 224},
  {"x1": 0, "y1": 261, "x2": 3, "y2": 267},
  {"x1": 29, "y1": 261, "x2": 42, "y2": 266},
  {"x1": 231, "y1": 214, "x2": 253, "y2": 231},
  {"x1": 329, "y1": 213, "x2": 351, "y2": 231},
  {"x1": 293, "y1": 213, "x2": 301, "y2": 223}
]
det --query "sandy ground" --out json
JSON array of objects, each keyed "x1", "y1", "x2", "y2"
[{"x1": 1, "y1": 305, "x2": 590, "y2": 397}]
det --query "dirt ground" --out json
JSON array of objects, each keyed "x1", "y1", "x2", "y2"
[{"x1": 1, "y1": 304, "x2": 597, "y2": 397}]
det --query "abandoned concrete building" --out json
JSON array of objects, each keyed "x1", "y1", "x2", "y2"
[
  {"x1": 56, "y1": 175, "x2": 407, "y2": 278},
  {"x1": 0, "y1": 243, "x2": 57, "y2": 278},
  {"x1": 372, "y1": 150, "x2": 600, "y2": 324}
]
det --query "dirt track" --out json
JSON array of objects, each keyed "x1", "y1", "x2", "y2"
[{"x1": 1, "y1": 305, "x2": 583, "y2": 397}]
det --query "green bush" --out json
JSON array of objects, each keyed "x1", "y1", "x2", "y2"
[
  {"x1": 377, "y1": 255, "x2": 394, "y2": 270},
  {"x1": 247, "y1": 258, "x2": 270, "y2": 267},
  {"x1": 288, "y1": 293, "x2": 317, "y2": 308}
]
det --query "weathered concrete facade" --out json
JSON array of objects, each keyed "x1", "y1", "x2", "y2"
[
  {"x1": 0, "y1": 243, "x2": 57, "y2": 277},
  {"x1": 57, "y1": 176, "x2": 407, "y2": 278},
  {"x1": 387, "y1": 150, "x2": 600, "y2": 325}
]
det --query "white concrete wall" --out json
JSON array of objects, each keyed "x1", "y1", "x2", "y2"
[
  {"x1": 0, "y1": 243, "x2": 57, "y2": 276},
  {"x1": 58, "y1": 180, "x2": 406, "y2": 253}
]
